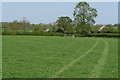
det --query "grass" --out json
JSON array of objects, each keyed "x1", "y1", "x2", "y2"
[
  {"x1": 2, "y1": 36, "x2": 118, "y2": 78},
  {"x1": 0, "y1": 35, "x2": 2, "y2": 79}
]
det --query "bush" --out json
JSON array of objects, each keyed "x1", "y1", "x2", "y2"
[
  {"x1": 2, "y1": 31, "x2": 64, "y2": 37},
  {"x1": 90, "y1": 33, "x2": 120, "y2": 37},
  {"x1": 2, "y1": 31, "x2": 120, "y2": 38},
  {"x1": 74, "y1": 33, "x2": 89, "y2": 37}
]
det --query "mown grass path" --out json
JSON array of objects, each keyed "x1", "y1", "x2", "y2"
[
  {"x1": 89, "y1": 39, "x2": 109, "y2": 78},
  {"x1": 50, "y1": 40, "x2": 99, "y2": 78}
]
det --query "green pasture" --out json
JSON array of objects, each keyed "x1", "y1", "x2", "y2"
[{"x1": 2, "y1": 36, "x2": 118, "y2": 78}]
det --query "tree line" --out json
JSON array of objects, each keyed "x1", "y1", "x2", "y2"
[{"x1": 1, "y1": 2, "x2": 119, "y2": 37}]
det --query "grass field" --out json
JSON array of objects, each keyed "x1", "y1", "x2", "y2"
[
  {"x1": 2, "y1": 36, "x2": 118, "y2": 78},
  {"x1": 0, "y1": 36, "x2": 2, "y2": 79}
]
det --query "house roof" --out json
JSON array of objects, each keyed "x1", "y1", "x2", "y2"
[{"x1": 99, "y1": 25, "x2": 106, "y2": 31}]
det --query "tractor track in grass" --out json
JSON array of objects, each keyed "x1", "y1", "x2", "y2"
[
  {"x1": 89, "y1": 39, "x2": 109, "y2": 78},
  {"x1": 49, "y1": 39, "x2": 99, "y2": 78}
]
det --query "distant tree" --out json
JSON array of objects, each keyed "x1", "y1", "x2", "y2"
[
  {"x1": 50, "y1": 22, "x2": 58, "y2": 32},
  {"x1": 113, "y1": 24, "x2": 120, "y2": 27},
  {"x1": 1, "y1": 22, "x2": 10, "y2": 30},
  {"x1": 73, "y1": 1, "x2": 97, "y2": 35},
  {"x1": 106, "y1": 24, "x2": 118, "y2": 33},
  {"x1": 56, "y1": 16, "x2": 73, "y2": 33},
  {"x1": 11, "y1": 20, "x2": 19, "y2": 35},
  {"x1": 20, "y1": 17, "x2": 30, "y2": 31}
]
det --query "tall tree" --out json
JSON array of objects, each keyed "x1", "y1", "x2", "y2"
[{"x1": 73, "y1": 1, "x2": 97, "y2": 35}]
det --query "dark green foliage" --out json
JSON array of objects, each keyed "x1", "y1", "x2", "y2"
[
  {"x1": 56, "y1": 16, "x2": 73, "y2": 34},
  {"x1": 90, "y1": 33, "x2": 120, "y2": 37},
  {"x1": 73, "y1": 2, "x2": 97, "y2": 25},
  {"x1": 113, "y1": 24, "x2": 120, "y2": 27},
  {"x1": 56, "y1": 28, "x2": 64, "y2": 33},
  {"x1": 2, "y1": 31, "x2": 64, "y2": 37},
  {"x1": 73, "y1": 2, "x2": 97, "y2": 35},
  {"x1": 105, "y1": 25, "x2": 118, "y2": 33}
]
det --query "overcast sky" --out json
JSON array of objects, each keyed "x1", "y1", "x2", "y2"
[{"x1": 2, "y1": 2, "x2": 118, "y2": 24}]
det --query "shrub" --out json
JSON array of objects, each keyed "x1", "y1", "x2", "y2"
[
  {"x1": 2, "y1": 31, "x2": 64, "y2": 37},
  {"x1": 90, "y1": 33, "x2": 120, "y2": 37}
]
